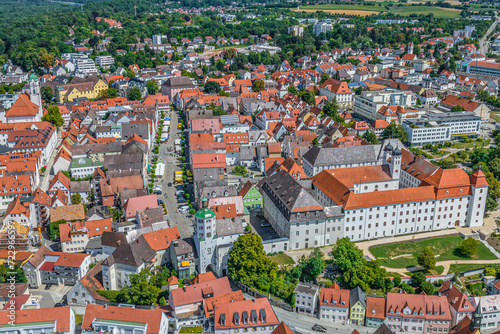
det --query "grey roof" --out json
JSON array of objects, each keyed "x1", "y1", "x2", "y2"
[
  {"x1": 87, "y1": 205, "x2": 111, "y2": 219},
  {"x1": 240, "y1": 146, "x2": 256, "y2": 161},
  {"x1": 294, "y1": 282, "x2": 319, "y2": 295},
  {"x1": 199, "y1": 185, "x2": 238, "y2": 199},
  {"x1": 302, "y1": 145, "x2": 380, "y2": 167},
  {"x1": 103, "y1": 236, "x2": 156, "y2": 268},
  {"x1": 220, "y1": 114, "x2": 239, "y2": 125},
  {"x1": 122, "y1": 140, "x2": 148, "y2": 155},
  {"x1": 70, "y1": 181, "x2": 91, "y2": 193},
  {"x1": 172, "y1": 238, "x2": 196, "y2": 256},
  {"x1": 101, "y1": 231, "x2": 127, "y2": 247},
  {"x1": 349, "y1": 286, "x2": 366, "y2": 308},
  {"x1": 104, "y1": 153, "x2": 143, "y2": 170},
  {"x1": 119, "y1": 188, "x2": 148, "y2": 204},
  {"x1": 85, "y1": 236, "x2": 102, "y2": 250},
  {"x1": 71, "y1": 142, "x2": 122, "y2": 156},
  {"x1": 262, "y1": 170, "x2": 325, "y2": 222},
  {"x1": 136, "y1": 206, "x2": 165, "y2": 227},
  {"x1": 163, "y1": 76, "x2": 195, "y2": 88},
  {"x1": 324, "y1": 206, "x2": 344, "y2": 218},
  {"x1": 216, "y1": 217, "x2": 244, "y2": 237},
  {"x1": 121, "y1": 122, "x2": 149, "y2": 141},
  {"x1": 374, "y1": 324, "x2": 393, "y2": 334}
]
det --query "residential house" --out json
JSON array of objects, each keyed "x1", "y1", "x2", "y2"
[
  {"x1": 385, "y1": 293, "x2": 452, "y2": 333},
  {"x1": 439, "y1": 281, "x2": 475, "y2": 327},
  {"x1": 214, "y1": 298, "x2": 280, "y2": 334},
  {"x1": 40, "y1": 252, "x2": 92, "y2": 286},
  {"x1": 81, "y1": 304, "x2": 169, "y2": 334},
  {"x1": 318, "y1": 287, "x2": 350, "y2": 323},
  {"x1": 239, "y1": 180, "x2": 263, "y2": 209},
  {"x1": 294, "y1": 283, "x2": 319, "y2": 317},
  {"x1": 349, "y1": 286, "x2": 366, "y2": 325},
  {"x1": 101, "y1": 236, "x2": 156, "y2": 290},
  {"x1": 365, "y1": 296, "x2": 386, "y2": 328},
  {"x1": 0, "y1": 307, "x2": 75, "y2": 334}
]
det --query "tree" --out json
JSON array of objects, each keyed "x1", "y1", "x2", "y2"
[
  {"x1": 232, "y1": 165, "x2": 249, "y2": 177},
  {"x1": 128, "y1": 87, "x2": 142, "y2": 101},
  {"x1": 459, "y1": 237, "x2": 479, "y2": 257},
  {"x1": 107, "y1": 87, "x2": 118, "y2": 98},
  {"x1": 300, "y1": 248, "x2": 325, "y2": 282},
  {"x1": 116, "y1": 269, "x2": 160, "y2": 305},
  {"x1": 331, "y1": 238, "x2": 365, "y2": 272},
  {"x1": 204, "y1": 81, "x2": 221, "y2": 94},
  {"x1": 146, "y1": 80, "x2": 159, "y2": 95},
  {"x1": 87, "y1": 188, "x2": 96, "y2": 206},
  {"x1": 451, "y1": 105, "x2": 465, "y2": 112},
  {"x1": 323, "y1": 100, "x2": 339, "y2": 119},
  {"x1": 288, "y1": 86, "x2": 299, "y2": 95},
  {"x1": 71, "y1": 193, "x2": 82, "y2": 204},
  {"x1": 382, "y1": 122, "x2": 408, "y2": 143},
  {"x1": 253, "y1": 80, "x2": 265, "y2": 92},
  {"x1": 362, "y1": 131, "x2": 379, "y2": 144},
  {"x1": 41, "y1": 86, "x2": 53, "y2": 102},
  {"x1": 41, "y1": 106, "x2": 64, "y2": 127},
  {"x1": 225, "y1": 48, "x2": 237, "y2": 59},
  {"x1": 417, "y1": 247, "x2": 436, "y2": 271},
  {"x1": 320, "y1": 73, "x2": 329, "y2": 84},
  {"x1": 227, "y1": 233, "x2": 278, "y2": 288},
  {"x1": 312, "y1": 137, "x2": 319, "y2": 146},
  {"x1": 420, "y1": 281, "x2": 436, "y2": 295},
  {"x1": 49, "y1": 219, "x2": 66, "y2": 241}
]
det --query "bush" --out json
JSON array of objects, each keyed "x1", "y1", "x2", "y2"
[{"x1": 459, "y1": 237, "x2": 479, "y2": 257}]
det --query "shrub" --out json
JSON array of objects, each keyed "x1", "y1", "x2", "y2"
[{"x1": 459, "y1": 237, "x2": 478, "y2": 257}]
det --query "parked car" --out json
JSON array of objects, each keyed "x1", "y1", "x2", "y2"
[
  {"x1": 168, "y1": 182, "x2": 173, "y2": 187},
  {"x1": 45, "y1": 284, "x2": 52, "y2": 290},
  {"x1": 177, "y1": 198, "x2": 187, "y2": 204},
  {"x1": 158, "y1": 199, "x2": 164, "y2": 206},
  {"x1": 312, "y1": 325, "x2": 327, "y2": 333},
  {"x1": 260, "y1": 223, "x2": 271, "y2": 227}
]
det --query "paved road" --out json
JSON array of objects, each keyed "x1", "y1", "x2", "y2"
[
  {"x1": 40, "y1": 132, "x2": 62, "y2": 191},
  {"x1": 272, "y1": 304, "x2": 376, "y2": 334},
  {"x1": 154, "y1": 109, "x2": 194, "y2": 239},
  {"x1": 479, "y1": 16, "x2": 500, "y2": 55}
]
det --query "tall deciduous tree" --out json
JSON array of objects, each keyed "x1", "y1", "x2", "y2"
[
  {"x1": 417, "y1": 247, "x2": 436, "y2": 271},
  {"x1": 42, "y1": 106, "x2": 64, "y2": 127},
  {"x1": 116, "y1": 269, "x2": 160, "y2": 305}
]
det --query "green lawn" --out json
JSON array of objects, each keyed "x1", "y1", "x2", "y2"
[
  {"x1": 180, "y1": 327, "x2": 203, "y2": 334},
  {"x1": 389, "y1": 6, "x2": 461, "y2": 18},
  {"x1": 370, "y1": 236, "x2": 497, "y2": 268},
  {"x1": 269, "y1": 253, "x2": 295, "y2": 265},
  {"x1": 451, "y1": 139, "x2": 490, "y2": 149},
  {"x1": 299, "y1": 4, "x2": 385, "y2": 11},
  {"x1": 449, "y1": 263, "x2": 500, "y2": 274},
  {"x1": 75, "y1": 314, "x2": 83, "y2": 326}
]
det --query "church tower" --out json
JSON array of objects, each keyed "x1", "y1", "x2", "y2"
[
  {"x1": 29, "y1": 73, "x2": 43, "y2": 117},
  {"x1": 408, "y1": 42, "x2": 414, "y2": 55}
]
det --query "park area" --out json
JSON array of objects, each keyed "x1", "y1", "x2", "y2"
[
  {"x1": 296, "y1": 4, "x2": 461, "y2": 18},
  {"x1": 370, "y1": 236, "x2": 497, "y2": 269}
]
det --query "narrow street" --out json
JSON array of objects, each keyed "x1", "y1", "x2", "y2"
[{"x1": 155, "y1": 108, "x2": 194, "y2": 238}]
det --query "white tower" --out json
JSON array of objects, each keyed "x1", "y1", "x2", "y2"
[
  {"x1": 29, "y1": 73, "x2": 43, "y2": 117},
  {"x1": 467, "y1": 168, "x2": 489, "y2": 227},
  {"x1": 408, "y1": 42, "x2": 414, "y2": 55},
  {"x1": 193, "y1": 198, "x2": 217, "y2": 274},
  {"x1": 390, "y1": 148, "x2": 402, "y2": 181}
]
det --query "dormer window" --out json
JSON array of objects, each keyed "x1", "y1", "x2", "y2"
[
  {"x1": 341, "y1": 301, "x2": 345, "y2": 305},
  {"x1": 324, "y1": 300, "x2": 328, "y2": 304}
]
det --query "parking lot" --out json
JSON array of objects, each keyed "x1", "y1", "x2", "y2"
[{"x1": 248, "y1": 211, "x2": 281, "y2": 241}]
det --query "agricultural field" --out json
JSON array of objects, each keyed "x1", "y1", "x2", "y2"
[
  {"x1": 297, "y1": 4, "x2": 462, "y2": 18},
  {"x1": 370, "y1": 236, "x2": 497, "y2": 268},
  {"x1": 296, "y1": 4, "x2": 384, "y2": 15},
  {"x1": 389, "y1": 5, "x2": 461, "y2": 18}
]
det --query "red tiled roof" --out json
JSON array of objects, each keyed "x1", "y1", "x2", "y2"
[
  {"x1": 82, "y1": 304, "x2": 165, "y2": 334},
  {"x1": 0, "y1": 307, "x2": 72, "y2": 330}
]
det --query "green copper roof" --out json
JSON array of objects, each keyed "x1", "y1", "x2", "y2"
[
  {"x1": 29, "y1": 73, "x2": 39, "y2": 81},
  {"x1": 195, "y1": 207, "x2": 215, "y2": 219}
]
